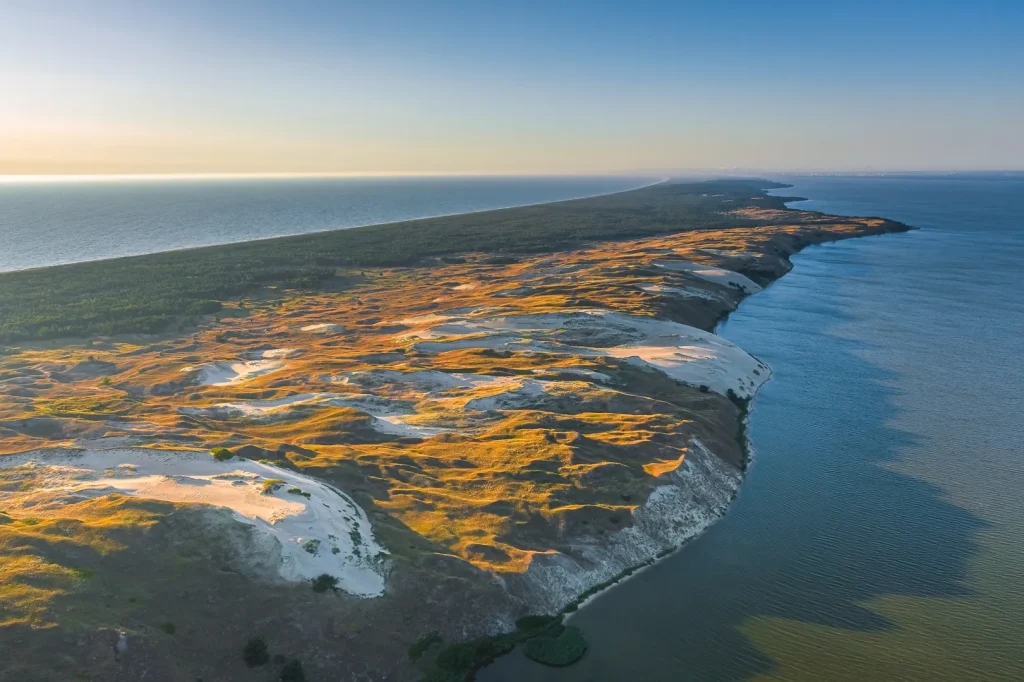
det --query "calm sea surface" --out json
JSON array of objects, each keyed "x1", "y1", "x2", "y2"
[
  {"x1": 480, "y1": 175, "x2": 1024, "y2": 681},
  {"x1": 0, "y1": 175, "x2": 650, "y2": 273}
]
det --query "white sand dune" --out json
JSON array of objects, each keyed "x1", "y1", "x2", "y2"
[
  {"x1": 332, "y1": 369, "x2": 513, "y2": 394},
  {"x1": 370, "y1": 416, "x2": 453, "y2": 438},
  {"x1": 463, "y1": 379, "x2": 551, "y2": 411},
  {"x1": 182, "y1": 359, "x2": 285, "y2": 386},
  {"x1": 181, "y1": 389, "x2": 458, "y2": 438},
  {"x1": 257, "y1": 347, "x2": 303, "y2": 359},
  {"x1": 639, "y1": 283, "x2": 723, "y2": 301},
  {"x1": 301, "y1": 323, "x2": 345, "y2": 333},
  {"x1": 0, "y1": 448, "x2": 386, "y2": 596},
  {"x1": 532, "y1": 367, "x2": 613, "y2": 383},
  {"x1": 405, "y1": 310, "x2": 770, "y2": 398},
  {"x1": 179, "y1": 393, "x2": 335, "y2": 420},
  {"x1": 653, "y1": 260, "x2": 762, "y2": 293}
]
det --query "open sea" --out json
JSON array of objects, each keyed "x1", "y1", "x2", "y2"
[
  {"x1": 0, "y1": 175, "x2": 650, "y2": 273},
  {"x1": 479, "y1": 174, "x2": 1024, "y2": 681}
]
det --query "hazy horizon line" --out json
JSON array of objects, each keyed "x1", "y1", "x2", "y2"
[{"x1": 0, "y1": 169, "x2": 1021, "y2": 184}]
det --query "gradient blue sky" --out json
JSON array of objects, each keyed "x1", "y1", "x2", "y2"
[{"x1": 2, "y1": 0, "x2": 1021, "y2": 174}]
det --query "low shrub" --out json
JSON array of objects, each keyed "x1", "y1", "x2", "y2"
[
  {"x1": 523, "y1": 625, "x2": 588, "y2": 667},
  {"x1": 261, "y1": 478, "x2": 285, "y2": 494},
  {"x1": 515, "y1": 615, "x2": 558, "y2": 632},
  {"x1": 242, "y1": 636, "x2": 269, "y2": 667},
  {"x1": 310, "y1": 574, "x2": 339, "y2": 593},
  {"x1": 210, "y1": 447, "x2": 233, "y2": 461},
  {"x1": 159, "y1": 622, "x2": 176, "y2": 635}
]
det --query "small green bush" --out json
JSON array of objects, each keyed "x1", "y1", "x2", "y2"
[
  {"x1": 242, "y1": 636, "x2": 269, "y2": 667},
  {"x1": 302, "y1": 538, "x2": 321, "y2": 555},
  {"x1": 159, "y1": 622, "x2": 176, "y2": 635},
  {"x1": 311, "y1": 574, "x2": 339, "y2": 593},
  {"x1": 287, "y1": 487, "x2": 311, "y2": 499},
  {"x1": 515, "y1": 615, "x2": 558, "y2": 632},
  {"x1": 261, "y1": 478, "x2": 285, "y2": 494},
  {"x1": 280, "y1": 659, "x2": 305, "y2": 682},
  {"x1": 523, "y1": 625, "x2": 588, "y2": 667},
  {"x1": 211, "y1": 447, "x2": 233, "y2": 461}
]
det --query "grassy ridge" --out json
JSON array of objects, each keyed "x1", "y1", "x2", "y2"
[{"x1": 0, "y1": 179, "x2": 790, "y2": 342}]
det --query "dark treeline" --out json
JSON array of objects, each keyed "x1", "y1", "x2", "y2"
[{"x1": 0, "y1": 179, "x2": 790, "y2": 342}]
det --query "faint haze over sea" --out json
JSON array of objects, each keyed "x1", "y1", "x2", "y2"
[
  {"x1": 0, "y1": 175, "x2": 651, "y2": 273},
  {"x1": 3, "y1": 1, "x2": 1021, "y2": 174}
]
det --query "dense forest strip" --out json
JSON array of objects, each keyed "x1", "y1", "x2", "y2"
[{"x1": 0, "y1": 179, "x2": 792, "y2": 342}]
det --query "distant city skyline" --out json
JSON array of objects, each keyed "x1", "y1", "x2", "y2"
[{"x1": 3, "y1": 0, "x2": 1022, "y2": 174}]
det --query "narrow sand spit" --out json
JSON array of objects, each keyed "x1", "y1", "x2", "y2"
[
  {"x1": 653, "y1": 260, "x2": 763, "y2": 293},
  {"x1": 181, "y1": 359, "x2": 285, "y2": 386},
  {"x1": 0, "y1": 448, "x2": 386, "y2": 596}
]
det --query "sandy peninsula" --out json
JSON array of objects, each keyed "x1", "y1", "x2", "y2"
[{"x1": 0, "y1": 180, "x2": 910, "y2": 681}]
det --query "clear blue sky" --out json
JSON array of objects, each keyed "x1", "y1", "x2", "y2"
[{"x1": 2, "y1": 0, "x2": 1021, "y2": 174}]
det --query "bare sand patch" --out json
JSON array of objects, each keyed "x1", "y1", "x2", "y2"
[
  {"x1": 404, "y1": 310, "x2": 770, "y2": 398},
  {"x1": 301, "y1": 323, "x2": 345, "y2": 333},
  {"x1": 653, "y1": 260, "x2": 763, "y2": 293},
  {"x1": 181, "y1": 359, "x2": 286, "y2": 386},
  {"x1": 0, "y1": 448, "x2": 386, "y2": 596},
  {"x1": 639, "y1": 283, "x2": 723, "y2": 301}
]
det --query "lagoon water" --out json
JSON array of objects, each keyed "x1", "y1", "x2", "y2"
[
  {"x1": 0, "y1": 175, "x2": 649, "y2": 273},
  {"x1": 480, "y1": 175, "x2": 1024, "y2": 681}
]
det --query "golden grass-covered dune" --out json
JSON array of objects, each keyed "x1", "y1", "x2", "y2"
[{"x1": 0, "y1": 182, "x2": 908, "y2": 681}]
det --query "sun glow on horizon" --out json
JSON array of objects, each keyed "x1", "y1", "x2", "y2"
[{"x1": 1, "y1": 1, "x2": 1021, "y2": 174}]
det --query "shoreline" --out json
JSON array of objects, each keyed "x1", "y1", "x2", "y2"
[
  {"x1": 0, "y1": 176, "x2": 665, "y2": 276},
  {"x1": 0, "y1": 180, "x2": 914, "y2": 682},
  {"x1": 475, "y1": 217, "x2": 916, "y2": 680}
]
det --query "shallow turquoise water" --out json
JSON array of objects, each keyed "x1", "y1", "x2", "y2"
[{"x1": 480, "y1": 176, "x2": 1024, "y2": 681}]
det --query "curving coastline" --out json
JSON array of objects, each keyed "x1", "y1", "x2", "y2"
[{"x1": 0, "y1": 180, "x2": 912, "y2": 681}]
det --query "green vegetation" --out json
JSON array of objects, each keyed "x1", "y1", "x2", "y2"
[
  {"x1": 280, "y1": 659, "x2": 305, "y2": 682},
  {"x1": 421, "y1": 615, "x2": 563, "y2": 682},
  {"x1": 408, "y1": 632, "x2": 443, "y2": 661},
  {"x1": 287, "y1": 487, "x2": 311, "y2": 499},
  {"x1": 242, "y1": 636, "x2": 269, "y2": 667},
  {"x1": 0, "y1": 180, "x2": 791, "y2": 342},
  {"x1": 159, "y1": 621, "x2": 176, "y2": 635},
  {"x1": 522, "y1": 625, "x2": 588, "y2": 667},
  {"x1": 302, "y1": 538, "x2": 320, "y2": 555},
  {"x1": 210, "y1": 447, "x2": 234, "y2": 461},
  {"x1": 36, "y1": 395, "x2": 128, "y2": 419},
  {"x1": 310, "y1": 573, "x2": 339, "y2": 593},
  {"x1": 261, "y1": 478, "x2": 285, "y2": 494}
]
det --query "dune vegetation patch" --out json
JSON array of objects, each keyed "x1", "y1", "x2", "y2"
[
  {"x1": 0, "y1": 181, "x2": 908, "y2": 679},
  {"x1": 523, "y1": 624, "x2": 589, "y2": 666},
  {"x1": 0, "y1": 199, "x2": 895, "y2": 573},
  {"x1": 0, "y1": 449, "x2": 387, "y2": 596}
]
